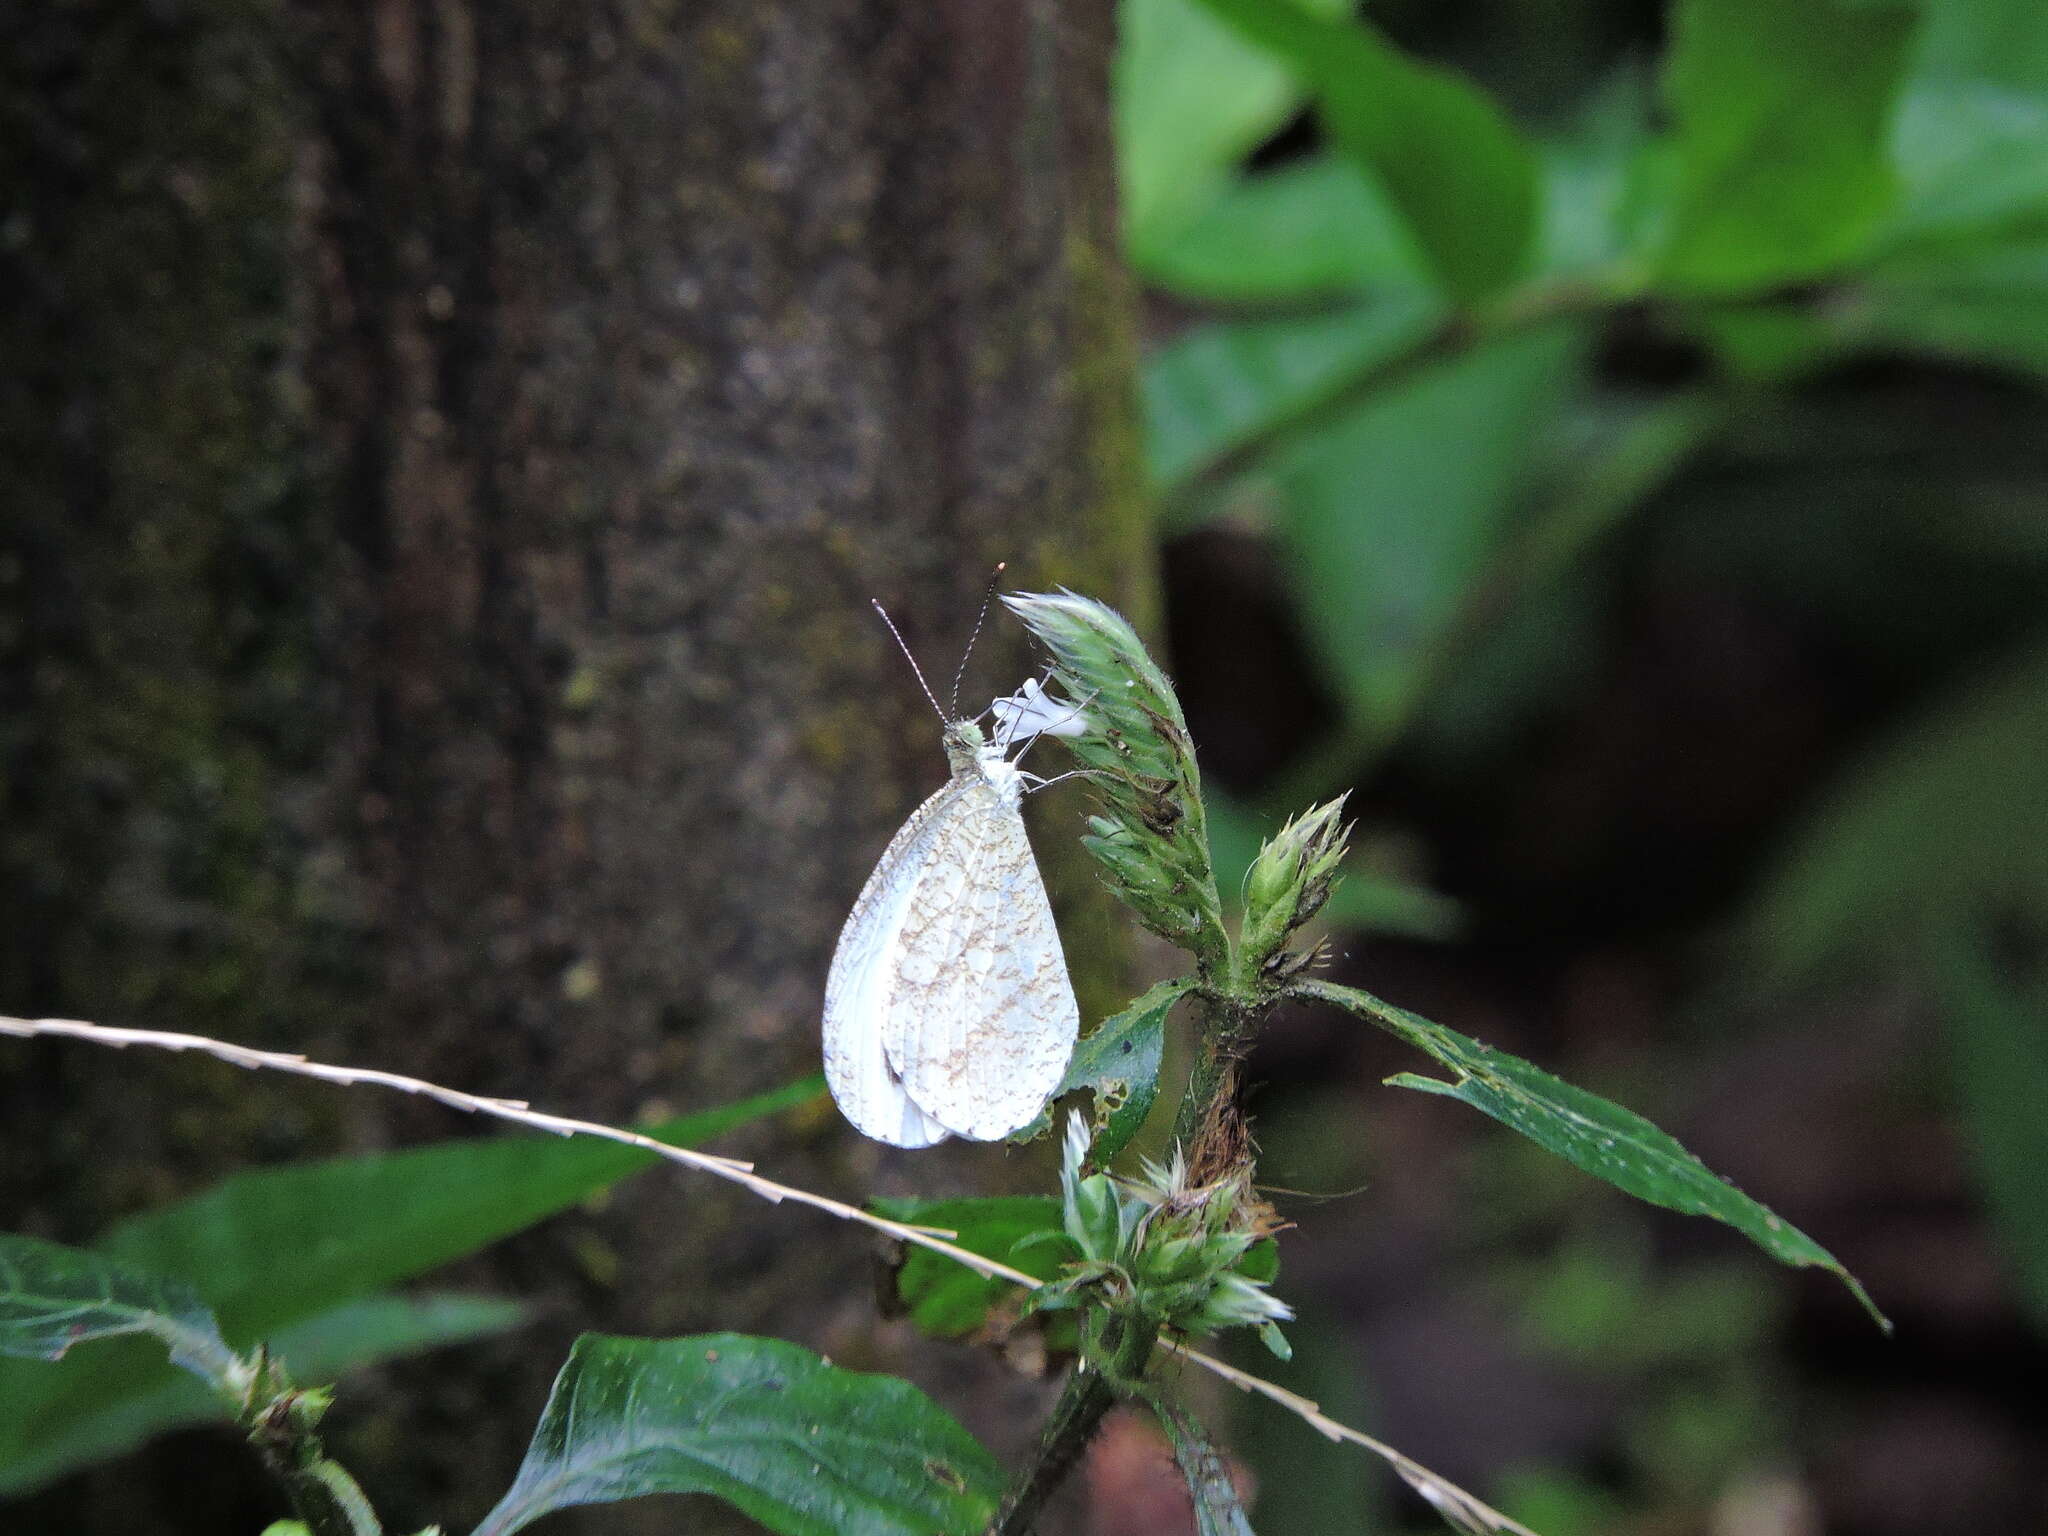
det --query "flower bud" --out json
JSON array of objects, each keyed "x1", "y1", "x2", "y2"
[
  {"x1": 1064, "y1": 1172, "x2": 1124, "y2": 1263},
  {"x1": 1240, "y1": 795, "x2": 1352, "y2": 978},
  {"x1": 1188, "y1": 1271, "x2": 1297, "y2": 1334}
]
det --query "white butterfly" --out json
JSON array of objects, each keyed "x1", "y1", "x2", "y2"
[{"x1": 823, "y1": 622, "x2": 1087, "y2": 1146}]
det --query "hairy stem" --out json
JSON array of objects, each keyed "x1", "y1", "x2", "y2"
[
  {"x1": 1171, "y1": 1037, "x2": 1230, "y2": 1151},
  {"x1": 996, "y1": 1313, "x2": 1160, "y2": 1536},
  {"x1": 251, "y1": 1425, "x2": 383, "y2": 1536},
  {"x1": 1172, "y1": 988, "x2": 1263, "y2": 1183},
  {"x1": 1000, "y1": 983, "x2": 1261, "y2": 1528}
]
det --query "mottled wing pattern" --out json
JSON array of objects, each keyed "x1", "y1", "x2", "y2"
[
  {"x1": 882, "y1": 777, "x2": 1079, "y2": 1140},
  {"x1": 822, "y1": 777, "x2": 963, "y2": 1148}
]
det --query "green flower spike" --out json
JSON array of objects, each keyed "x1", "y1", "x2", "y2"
[
  {"x1": 1042, "y1": 1113, "x2": 1293, "y2": 1360},
  {"x1": 1241, "y1": 794, "x2": 1354, "y2": 984},
  {"x1": 1001, "y1": 591, "x2": 1228, "y2": 978}
]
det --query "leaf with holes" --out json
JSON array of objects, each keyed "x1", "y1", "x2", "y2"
[{"x1": 1057, "y1": 979, "x2": 1193, "y2": 1162}]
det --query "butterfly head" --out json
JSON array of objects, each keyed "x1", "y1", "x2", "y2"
[
  {"x1": 943, "y1": 718, "x2": 1023, "y2": 803},
  {"x1": 942, "y1": 717, "x2": 995, "y2": 771}
]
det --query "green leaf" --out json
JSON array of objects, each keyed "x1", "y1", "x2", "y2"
[
  {"x1": 1237, "y1": 1238, "x2": 1280, "y2": 1287},
  {"x1": 1512, "y1": 392, "x2": 1725, "y2": 585},
  {"x1": 0, "y1": 1290, "x2": 524, "y2": 1500},
  {"x1": 1913, "y1": 0, "x2": 2048, "y2": 94},
  {"x1": 869, "y1": 1197, "x2": 1065, "y2": 1339},
  {"x1": 1747, "y1": 633, "x2": 2048, "y2": 980},
  {"x1": 1296, "y1": 978, "x2": 1889, "y2": 1330},
  {"x1": 1187, "y1": 0, "x2": 1539, "y2": 300},
  {"x1": 1854, "y1": 83, "x2": 2048, "y2": 377},
  {"x1": 98, "y1": 1075, "x2": 821, "y2": 1346},
  {"x1": 1882, "y1": 82, "x2": 2048, "y2": 249},
  {"x1": 1138, "y1": 156, "x2": 1430, "y2": 301},
  {"x1": 0, "y1": 1341, "x2": 216, "y2": 1498},
  {"x1": 1383, "y1": 391, "x2": 1718, "y2": 787},
  {"x1": 262, "y1": 1292, "x2": 527, "y2": 1381},
  {"x1": 1941, "y1": 933, "x2": 2048, "y2": 1330},
  {"x1": 1682, "y1": 301, "x2": 1849, "y2": 383},
  {"x1": 1119, "y1": 0, "x2": 1316, "y2": 258},
  {"x1": 1858, "y1": 238, "x2": 2048, "y2": 378},
  {"x1": 1056, "y1": 979, "x2": 1194, "y2": 1162},
  {"x1": 1146, "y1": 296, "x2": 1443, "y2": 504},
  {"x1": 1155, "y1": 1401, "x2": 1256, "y2": 1536},
  {"x1": 1655, "y1": 0, "x2": 1917, "y2": 292},
  {"x1": 1273, "y1": 322, "x2": 1586, "y2": 742},
  {"x1": 0, "y1": 1076, "x2": 820, "y2": 1495},
  {"x1": 0, "y1": 1235, "x2": 237, "y2": 1388},
  {"x1": 472, "y1": 1333, "x2": 1002, "y2": 1536},
  {"x1": 1532, "y1": 67, "x2": 1663, "y2": 279}
]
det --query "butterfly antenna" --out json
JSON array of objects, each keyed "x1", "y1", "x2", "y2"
[
  {"x1": 871, "y1": 600, "x2": 949, "y2": 726},
  {"x1": 949, "y1": 562, "x2": 1006, "y2": 718}
]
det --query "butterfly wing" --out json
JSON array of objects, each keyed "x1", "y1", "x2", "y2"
[
  {"x1": 883, "y1": 779, "x2": 1079, "y2": 1140},
  {"x1": 823, "y1": 780, "x2": 962, "y2": 1148}
]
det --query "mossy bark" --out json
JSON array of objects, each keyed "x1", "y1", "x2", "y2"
[{"x1": 0, "y1": 1, "x2": 1143, "y2": 1530}]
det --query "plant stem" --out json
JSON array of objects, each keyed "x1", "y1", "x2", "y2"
[
  {"x1": 264, "y1": 1453, "x2": 384, "y2": 1536},
  {"x1": 245, "y1": 1381, "x2": 384, "y2": 1536},
  {"x1": 1171, "y1": 986, "x2": 1264, "y2": 1181},
  {"x1": 1171, "y1": 1037, "x2": 1230, "y2": 1151},
  {"x1": 997, "y1": 987, "x2": 1250, "y2": 1531},
  {"x1": 995, "y1": 1312, "x2": 1160, "y2": 1535}
]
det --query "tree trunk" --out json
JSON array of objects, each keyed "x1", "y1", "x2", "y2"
[{"x1": 0, "y1": 1, "x2": 1143, "y2": 1530}]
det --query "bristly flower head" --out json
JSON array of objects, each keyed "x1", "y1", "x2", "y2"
[
  {"x1": 1001, "y1": 591, "x2": 1228, "y2": 977},
  {"x1": 1241, "y1": 794, "x2": 1354, "y2": 984},
  {"x1": 1043, "y1": 1112, "x2": 1293, "y2": 1360}
]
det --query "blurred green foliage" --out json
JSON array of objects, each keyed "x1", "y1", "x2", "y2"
[
  {"x1": 0, "y1": 1077, "x2": 820, "y2": 1496},
  {"x1": 1121, "y1": 0, "x2": 2048, "y2": 1525}
]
